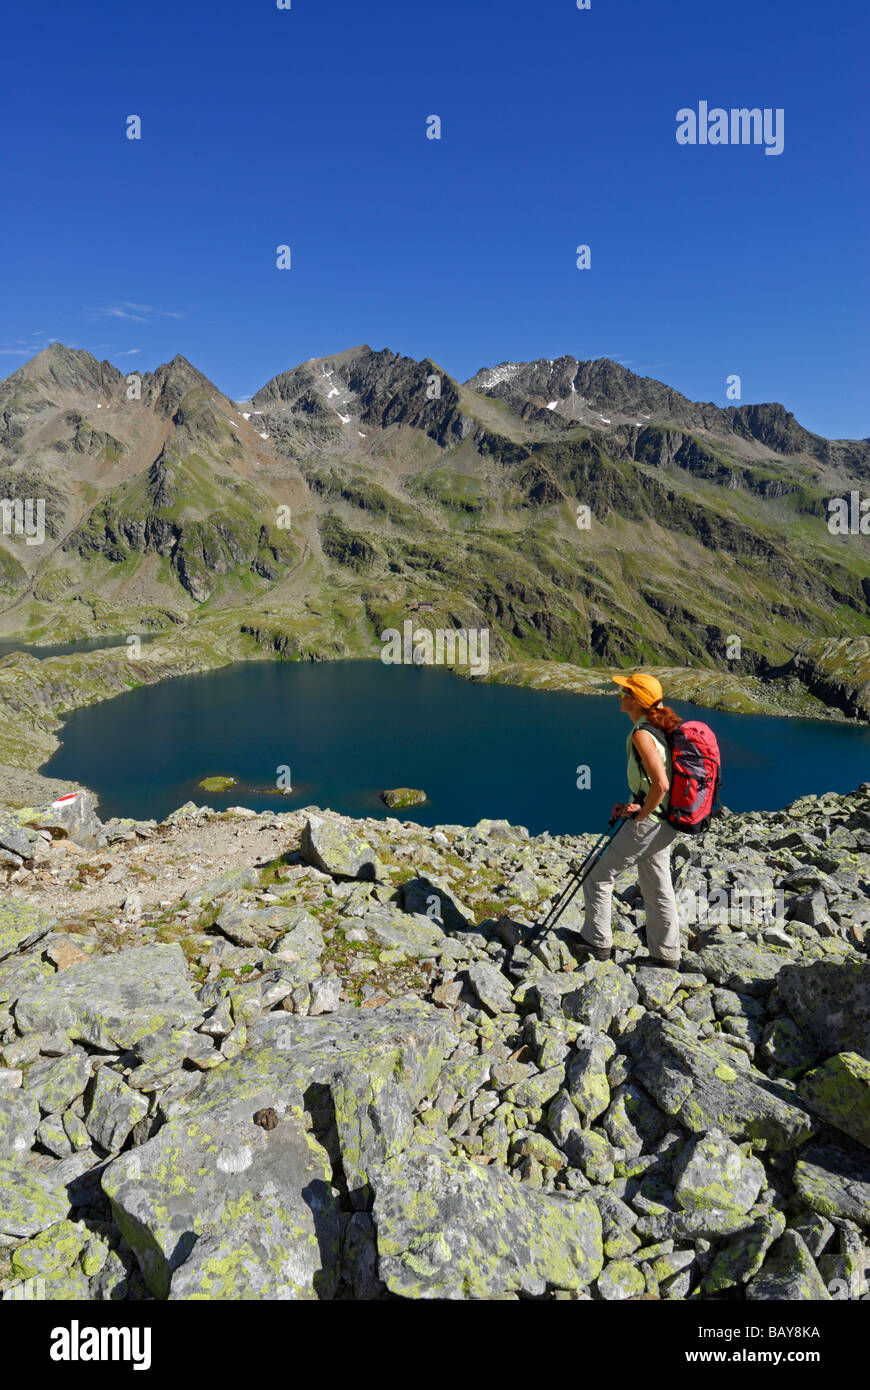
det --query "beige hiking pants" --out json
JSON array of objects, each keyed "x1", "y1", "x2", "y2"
[{"x1": 581, "y1": 817, "x2": 681, "y2": 962}]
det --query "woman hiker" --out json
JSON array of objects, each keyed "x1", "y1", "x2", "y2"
[{"x1": 574, "y1": 672, "x2": 683, "y2": 969}]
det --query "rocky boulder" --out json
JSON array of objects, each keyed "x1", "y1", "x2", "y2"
[
  {"x1": 380, "y1": 788, "x2": 427, "y2": 809},
  {"x1": 778, "y1": 961, "x2": 870, "y2": 1060},
  {"x1": 301, "y1": 815, "x2": 384, "y2": 880},
  {"x1": 672, "y1": 1130, "x2": 766, "y2": 1213},
  {"x1": 799, "y1": 1052, "x2": 870, "y2": 1149},
  {"x1": 746, "y1": 1230, "x2": 831, "y2": 1300},
  {"x1": 13, "y1": 943, "x2": 200, "y2": 1050},
  {"x1": 372, "y1": 1143, "x2": 603, "y2": 1298},
  {"x1": 627, "y1": 1013, "x2": 817, "y2": 1150},
  {"x1": 0, "y1": 898, "x2": 55, "y2": 964},
  {"x1": 793, "y1": 1138, "x2": 870, "y2": 1224},
  {"x1": 17, "y1": 790, "x2": 107, "y2": 852},
  {"x1": 104, "y1": 1086, "x2": 340, "y2": 1300}
]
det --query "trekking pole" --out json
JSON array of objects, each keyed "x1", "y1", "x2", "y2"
[{"x1": 538, "y1": 814, "x2": 631, "y2": 932}]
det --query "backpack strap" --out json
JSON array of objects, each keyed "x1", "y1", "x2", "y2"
[{"x1": 630, "y1": 719, "x2": 668, "y2": 773}]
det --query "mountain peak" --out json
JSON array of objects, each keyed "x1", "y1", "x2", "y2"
[
  {"x1": 143, "y1": 355, "x2": 230, "y2": 417},
  {"x1": 2, "y1": 344, "x2": 123, "y2": 402}
]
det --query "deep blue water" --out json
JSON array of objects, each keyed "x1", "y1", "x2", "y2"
[
  {"x1": 0, "y1": 635, "x2": 159, "y2": 661},
  {"x1": 40, "y1": 660, "x2": 870, "y2": 834}
]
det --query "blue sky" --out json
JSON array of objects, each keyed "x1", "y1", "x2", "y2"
[{"x1": 2, "y1": 0, "x2": 867, "y2": 437}]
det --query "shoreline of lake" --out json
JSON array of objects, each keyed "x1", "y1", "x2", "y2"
[
  {"x1": 0, "y1": 623, "x2": 866, "y2": 816},
  {"x1": 39, "y1": 658, "x2": 870, "y2": 834}
]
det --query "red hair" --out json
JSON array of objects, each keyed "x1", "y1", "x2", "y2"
[{"x1": 642, "y1": 700, "x2": 683, "y2": 735}]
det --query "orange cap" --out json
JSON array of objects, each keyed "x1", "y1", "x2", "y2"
[{"x1": 611, "y1": 672, "x2": 663, "y2": 707}]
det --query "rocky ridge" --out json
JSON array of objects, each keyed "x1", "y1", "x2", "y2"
[
  {"x1": 1, "y1": 342, "x2": 868, "y2": 732},
  {"x1": 0, "y1": 785, "x2": 868, "y2": 1301}
]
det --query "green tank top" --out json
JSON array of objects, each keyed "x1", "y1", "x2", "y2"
[{"x1": 626, "y1": 718, "x2": 672, "y2": 820}]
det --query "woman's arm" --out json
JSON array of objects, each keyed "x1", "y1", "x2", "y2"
[{"x1": 631, "y1": 728, "x2": 670, "y2": 822}]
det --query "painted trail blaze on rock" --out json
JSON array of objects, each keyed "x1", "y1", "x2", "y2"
[
  {"x1": 373, "y1": 1144, "x2": 603, "y2": 1298},
  {"x1": 21, "y1": 790, "x2": 107, "y2": 852}
]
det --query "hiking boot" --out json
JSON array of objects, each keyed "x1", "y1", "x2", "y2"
[
  {"x1": 647, "y1": 955, "x2": 681, "y2": 970},
  {"x1": 572, "y1": 935, "x2": 612, "y2": 963}
]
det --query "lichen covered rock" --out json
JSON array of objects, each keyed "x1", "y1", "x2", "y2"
[
  {"x1": 380, "y1": 788, "x2": 427, "y2": 809},
  {"x1": 103, "y1": 1089, "x2": 340, "y2": 1301},
  {"x1": 778, "y1": 961, "x2": 870, "y2": 1060},
  {"x1": 301, "y1": 815, "x2": 384, "y2": 880},
  {"x1": 672, "y1": 1130, "x2": 766, "y2": 1213},
  {"x1": 628, "y1": 1013, "x2": 817, "y2": 1150},
  {"x1": 746, "y1": 1230, "x2": 831, "y2": 1300},
  {"x1": 373, "y1": 1144, "x2": 603, "y2": 1298},
  {"x1": 14, "y1": 943, "x2": 200, "y2": 1049},
  {"x1": 793, "y1": 1139, "x2": 870, "y2": 1224},
  {"x1": 0, "y1": 898, "x2": 54, "y2": 965},
  {"x1": 799, "y1": 1052, "x2": 870, "y2": 1149}
]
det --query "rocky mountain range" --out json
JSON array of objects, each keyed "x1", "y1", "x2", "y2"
[{"x1": 0, "y1": 342, "x2": 868, "y2": 729}]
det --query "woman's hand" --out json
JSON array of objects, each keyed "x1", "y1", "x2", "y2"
[{"x1": 612, "y1": 802, "x2": 642, "y2": 820}]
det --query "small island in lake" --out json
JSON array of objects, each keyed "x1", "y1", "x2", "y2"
[
  {"x1": 380, "y1": 787, "x2": 428, "y2": 809},
  {"x1": 198, "y1": 776, "x2": 237, "y2": 793}
]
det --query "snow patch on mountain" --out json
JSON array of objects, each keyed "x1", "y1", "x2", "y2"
[{"x1": 472, "y1": 362, "x2": 524, "y2": 392}]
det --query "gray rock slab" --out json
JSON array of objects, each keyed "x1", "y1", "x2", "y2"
[
  {"x1": 562, "y1": 962, "x2": 639, "y2": 1030},
  {"x1": 102, "y1": 997, "x2": 456, "y2": 1297},
  {"x1": 746, "y1": 1230, "x2": 831, "y2": 1300},
  {"x1": 799, "y1": 1052, "x2": 870, "y2": 1149},
  {"x1": 793, "y1": 1139, "x2": 870, "y2": 1225},
  {"x1": 189, "y1": 865, "x2": 259, "y2": 906},
  {"x1": 301, "y1": 816, "x2": 383, "y2": 880},
  {"x1": 167, "y1": 1204, "x2": 337, "y2": 1301},
  {"x1": 0, "y1": 1092, "x2": 40, "y2": 1159},
  {"x1": 86, "y1": 1067, "x2": 149, "y2": 1152},
  {"x1": 464, "y1": 961, "x2": 515, "y2": 1015},
  {"x1": 0, "y1": 816, "x2": 40, "y2": 860},
  {"x1": 778, "y1": 960, "x2": 870, "y2": 1060},
  {"x1": 104, "y1": 1089, "x2": 340, "y2": 1300},
  {"x1": 693, "y1": 942, "x2": 798, "y2": 997},
  {"x1": 19, "y1": 790, "x2": 106, "y2": 851},
  {"x1": 373, "y1": 1143, "x2": 603, "y2": 1298},
  {"x1": 214, "y1": 904, "x2": 296, "y2": 947},
  {"x1": 704, "y1": 1212, "x2": 786, "y2": 1293},
  {"x1": 628, "y1": 1013, "x2": 817, "y2": 1151},
  {"x1": 13, "y1": 944, "x2": 200, "y2": 1049},
  {"x1": 331, "y1": 1068, "x2": 415, "y2": 1211},
  {"x1": 0, "y1": 899, "x2": 55, "y2": 965},
  {"x1": 244, "y1": 998, "x2": 455, "y2": 1101},
  {"x1": 396, "y1": 878, "x2": 470, "y2": 932},
  {"x1": 24, "y1": 1049, "x2": 92, "y2": 1115},
  {"x1": 673, "y1": 1131, "x2": 766, "y2": 1214},
  {"x1": 270, "y1": 909, "x2": 324, "y2": 976},
  {"x1": 350, "y1": 905, "x2": 445, "y2": 957},
  {"x1": 0, "y1": 1159, "x2": 72, "y2": 1237}
]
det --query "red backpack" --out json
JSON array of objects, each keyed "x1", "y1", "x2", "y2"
[{"x1": 635, "y1": 719, "x2": 722, "y2": 835}]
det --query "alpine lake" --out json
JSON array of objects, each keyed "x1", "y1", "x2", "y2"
[{"x1": 39, "y1": 658, "x2": 870, "y2": 834}]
